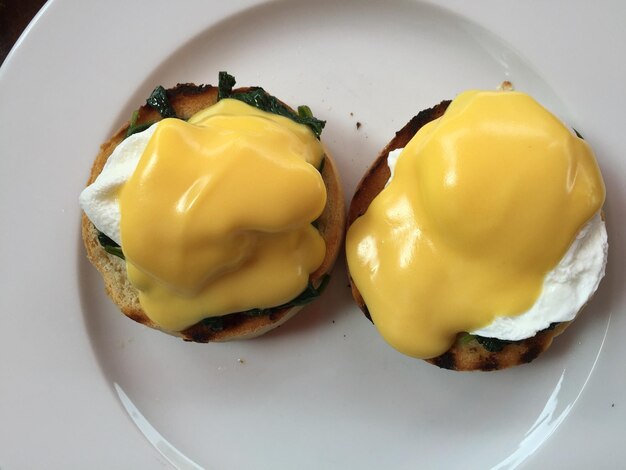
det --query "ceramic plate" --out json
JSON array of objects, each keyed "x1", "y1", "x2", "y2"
[{"x1": 1, "y1": 0, "x2": 624, "y2": 468}]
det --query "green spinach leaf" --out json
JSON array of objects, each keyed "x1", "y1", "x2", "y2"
[
  {"x1": 242, "y1": 275, "x2": 331, "y2": 317},
  {"x1": 146, "y1": 85, "x2": 176, "y2": 118},
  {"x1": 217, "y1": 71, "x2": 236, "y2": 100},
  {"x1": 217, "y1": 71, "x2": 325, "y2": 138},
  {"x1": 201, "y1": 275, "x2": 331, "y2": 331},
  {"x1": 97, "y1": 231, "x2": 125, "y2": 260},
  {"x1": 126, "y1": 110, "x2": 155, "y2": 137},
  {"x1": 201, "y1": 316, "x2": 225, "y2": 332},
  {"x1": 474, "y1": 335, "x2": 511, "y2": 352}
]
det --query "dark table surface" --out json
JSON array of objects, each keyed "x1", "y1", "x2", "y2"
[{"x1": 1, "y1": 0, "x2": 48, "y2": 66}]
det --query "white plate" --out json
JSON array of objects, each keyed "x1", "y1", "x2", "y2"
[{"x1": 1, "y1": 0, "x2": 625, "y2": 468}]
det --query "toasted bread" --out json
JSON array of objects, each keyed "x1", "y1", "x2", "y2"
[
  {"x1": 82, "y1": 83, "x2": 345, "y2": 342},
  {"x1": 346, "y1": 101, "x2": 573, "y2": 371}
]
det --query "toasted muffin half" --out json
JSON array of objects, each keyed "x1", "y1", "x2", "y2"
[
  {"x1": 347, "y1": 101, "x2": 575, "y2": 371},
  {"x1": 82, "y1": 83, "x2": 345, "y2": 342}
]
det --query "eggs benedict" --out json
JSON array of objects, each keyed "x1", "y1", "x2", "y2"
[
  {"x1": 80, "y1": 73, "x2": 345, "y2": 341},
  {"x1": 346, "y1": 90, "x2": 607, "y2": 370}
]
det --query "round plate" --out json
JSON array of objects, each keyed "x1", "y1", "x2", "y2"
[{"x1": 1, "y1": 1, "x2": 624, "y2": 468}]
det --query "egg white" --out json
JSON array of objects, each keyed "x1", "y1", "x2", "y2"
[{"x1": 79, "y1": 125, "x2": 157, "y2": 246}]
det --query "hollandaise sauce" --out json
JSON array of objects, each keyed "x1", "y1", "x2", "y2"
[
  {"x1": 119, "y1": 99, "x2": 327, "y2": 331},
  {"x1": 346, "y1": 91, "x2": 605, "y2": 359}
]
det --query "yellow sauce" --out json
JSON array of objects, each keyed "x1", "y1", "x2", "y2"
[
  {"x1": 346, "y1": 90, "x2": 605, "y2": 359},
  {"x1": 119, "y1": 99, "x2": 327, "y2": 331}
]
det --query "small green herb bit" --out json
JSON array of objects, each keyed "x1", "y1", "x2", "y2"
[
  {"x1": 458, "y1": 333, "x2": 474, "y2": 345},
  {"x1": 146, "y1": 85, "x2": 176, "y2": 118},
  {"x1": 218, "y1": 71, "x2": 236, "y2": 100},
  {"x1": 474, "y1": 335, "x2": 510, "y2": 352},
  {"x1": 290, "y1": 275, "x2": 331, "y2": 306},
  {"x1": 97, "y1": 231, "x2": 125, "y2": 260},
  {"x1": 201, "y1": 316, "x2": 225, "y2": 332},
  {"x1": 297, "y1": 105, "x2": 314, "y2": 119},
  {"x1": 126, "y1": 110, "x2": 154, "y2": 138}
]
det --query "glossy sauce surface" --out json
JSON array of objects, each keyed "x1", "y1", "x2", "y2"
[
  {"x1": 346, "y1": 91, "x2": 605, "y2": 358},
  {"x1": 119, "y1": 99, "x2": 326, "y2": 331}
]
